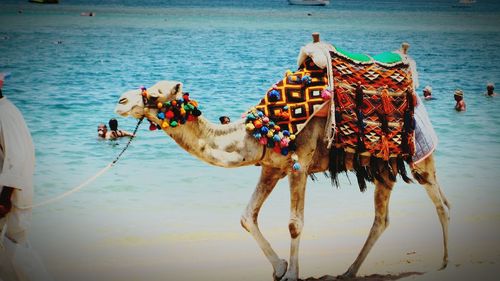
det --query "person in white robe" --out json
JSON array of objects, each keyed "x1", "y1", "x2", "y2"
[{"x1": 0, "y1": 76, "x2": 52, "y2": 281}]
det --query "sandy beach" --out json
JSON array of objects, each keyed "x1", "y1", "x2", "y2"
[{"x1": 28, "y1": 169, "x2": 500, "y2": 281}]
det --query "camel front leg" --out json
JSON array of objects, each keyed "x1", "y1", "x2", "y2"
[
  {"x1": 240, "y1": 166, "x2": 288, "y2": 280},
  {"x1": 342, "y1": 177, "x2": 395, "y2": 278},
  {"x1": 281, "y1": 171, "x2": 307, "y2": 281}
]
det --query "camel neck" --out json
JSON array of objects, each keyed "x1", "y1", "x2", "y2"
[{"x1": 162, "y1": 116, "x2": 264, "y2": 168}]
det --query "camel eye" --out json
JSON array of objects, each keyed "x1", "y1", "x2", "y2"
[{"x1": 119, "y1": 98, "x2": 128, "y2": 104}]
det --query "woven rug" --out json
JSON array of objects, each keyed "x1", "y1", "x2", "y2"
[
  {"x1": 331, "y1": 48, "x2": 416, "y2": 161},
  {"x1": 247, "y1": 45, "x2": 418, "y2": 186},
  {"x1": 253, "y1": 58, "x2": 329, "y2": 135}
]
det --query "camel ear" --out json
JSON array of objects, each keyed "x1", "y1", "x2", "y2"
[{"x1": 170, "y1": 83, "x2": 182, "y2": 96}]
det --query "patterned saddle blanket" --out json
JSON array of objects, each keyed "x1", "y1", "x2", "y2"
[
  {"x1": 248, "y1": 45, "x2": 417, "y2": 167},
  {"x1": 331, "y1": 47, "x2": 416, "y2": 162}
]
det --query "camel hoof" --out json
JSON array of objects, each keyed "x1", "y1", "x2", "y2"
[
  {"x1": 273, "y1": 259, "x2": 288, "y2": 281},
  {"x1": 439, "y1": 260, "x2": 448, "y2": 271},
  {"x1": 279, "y1": 271, "x2": 298, "y2": 281},
  {"x1": 338, "y1": 271, "x2": 356, "y2": 279}
]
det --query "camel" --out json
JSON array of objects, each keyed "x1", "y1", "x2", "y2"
[{"x1": 114, "y1": 79, "x2": 450, "y2": 281}]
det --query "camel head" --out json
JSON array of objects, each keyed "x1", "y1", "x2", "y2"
[{"x1": 115, "y1": 80, "x2": 183, "y2": 119}]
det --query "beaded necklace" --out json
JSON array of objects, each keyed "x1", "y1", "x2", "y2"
[{"x1": 141, "y1": 87, "x2": 202, "y2": 130}]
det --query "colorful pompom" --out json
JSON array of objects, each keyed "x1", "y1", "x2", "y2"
[
  {"x1": 157, "y1": 112, "x2": 165, "y2": 120},
  {"x1": 254, "y1": 119, "x2": 263, "y2": 129},
  {"x1": 281, "y1": 111, "x2": 290, "y2": 120},
  {"x1": 302, "y1": 75, "x2": 312, "y2": 84},
  {"x1": 321, "y1": 89, "x2": 332, "y2": 100},
  {"x1": 192, "y1": 108, "x2": 202, "y2": 116},
  {"x1": 170, "y1": 120, "x2": 178, "y2": 127},
  {"x1": 293, "y1": 162, "x2": 301, "y2": 171},
  {"x1": 246, "y1": 123, "x2": 255, "y2": 131},
  {"x1": 280, "y1": 138, "x2": 289, "y2": 148},
  {"x1": 273, "y1": 145, "x2": 281, "y2": 154},
  {"x1": 166, "y1": 111, "x2": 175, "y2": 119},
  {"x1": 268, "y1": 90, "x2": 280, "y2": 102}
]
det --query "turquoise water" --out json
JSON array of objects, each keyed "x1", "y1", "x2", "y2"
[{"x1": 1, "y1": 1, "x2": 500, "y2": 280}]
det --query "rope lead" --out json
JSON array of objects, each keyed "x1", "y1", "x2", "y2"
[{"x1": 19, "y1": 117, "x2": 144, "y2": 210}]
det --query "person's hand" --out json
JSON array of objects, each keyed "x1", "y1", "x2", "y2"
[{"x1": 0, "y1": 201, "x2": 12, "y2": 218}]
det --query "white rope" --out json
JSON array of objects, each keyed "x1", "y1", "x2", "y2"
[
  {"x1": 15, "y1": 118, "x2": 144, "y2": 210},
  {"x1": 17, "y1": 163, "x2": 113, "y2": 210},
  {"x1": 319, "y1": 42, "x2": 336, "y2": 148}
]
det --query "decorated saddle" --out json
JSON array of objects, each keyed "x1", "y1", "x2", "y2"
[{"x1": 246, "y1": 43, "x2": 418, "y2": 188}]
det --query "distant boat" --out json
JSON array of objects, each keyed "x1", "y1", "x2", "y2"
[
  {"x1": 29, "y1": 0, "x2": 59, "y2": 4},
  {"x1": 452, "y1": 0, "x2": 476, "y2": 8},
  {"x1": 288, "y1": 0, "x2": 330, "y2": 6}
]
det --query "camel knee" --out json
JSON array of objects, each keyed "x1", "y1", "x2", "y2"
[
  {"x1": 436, "y1": 205, "x2": 450, "y2": 222},
  {"x1": 374, "y1": 215, "x2": 389, "y2": 231},
  {"x1": 288, "y1": 218, "x2": 303, "y2": 239},
  {"x1": 240, "y1": 214, "x2": 256, "y2": 232}
]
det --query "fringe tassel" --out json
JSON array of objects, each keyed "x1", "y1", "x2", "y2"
[
  {"x1": 402, "y1": 89, "x2": 416, "y2": 155},
  {"x1": 355, "y1": 84, "x2": 364, "y2": 106},
  {"x1": 397, "y1": 156, "x2": 413, "y2": 183},
  {"x1": 353, "y1": 154, "x2": 367, "y2": 192},
  {"x1": 381, "y1": 88, "x2": 394, "y2": 114},
  {"x1": 328, "y1": 147, "x2": 346, "y2": 188},
  {"x1": 370, "y1": 157, "x2": 386, "y2": 184},
  {"x1": 377, "y1": 135, "x2": 390, "y2": 161}
]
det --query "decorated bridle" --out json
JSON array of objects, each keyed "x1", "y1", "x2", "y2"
[{"x1": 140, "y1": 86, "x2": 202, "y2": 131}]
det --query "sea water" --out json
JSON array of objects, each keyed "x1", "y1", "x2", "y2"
[{"x1": 1, "y1": 1, "x2": 500, "y2": 280}]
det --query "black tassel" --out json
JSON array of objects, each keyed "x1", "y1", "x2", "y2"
[
  {"x1": 397, "y1": 156, "x2": 413, "y2": 183},
  {"x1": 355, "y1": 84, "x2": 364, "y2": 107},
  {"x1": 402, "y1": 90, "x2": 415, "y2": 156},
  {"x1": 370, "y1": 157, "x2": 386, "y2": 184},
  {"x1": 356, "y1": 110, "x2": 366, "y2": 153},
  {"x1": 387, "y1": 160, "x2": 397, "y2": 182},
  {"x1": 378, "y1": 112, "x2": 389, "y2": 134},
  {"x1": 353, "y1": 154, "x2": 367, "y2": 192},
  {"x1": 328, "y1": 147, "x2": 343, "y2": 187},
  {"x1": 406, "y1": 88, "x2": 415, "y2": 112}
]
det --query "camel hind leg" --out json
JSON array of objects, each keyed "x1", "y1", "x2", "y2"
[
  {"x1": 240, "y1": 166, "x2": 288, "y2": 280},
  {"x1": 412, "y1": 153, "x2": 450, "y2": 269},
  {"x1": 342, "y1": 171, "x2": 395, "y2": 278}
]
